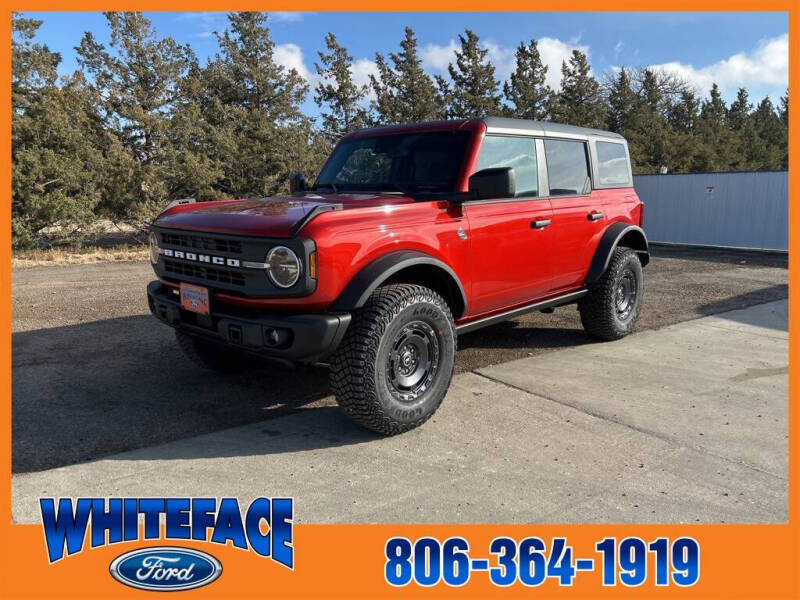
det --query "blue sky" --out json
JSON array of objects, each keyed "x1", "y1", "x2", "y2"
[{"x1": 23, "y1": 11, "x2": 789, "y2": 117}]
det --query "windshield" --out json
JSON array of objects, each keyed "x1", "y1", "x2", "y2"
[{"x1": 315, "y1": 131, "x2": 471, "y2": 195}]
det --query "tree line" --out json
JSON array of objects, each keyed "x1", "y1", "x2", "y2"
[{"x1": 12, "y1": 12, "x2": 789, "y2": 248}]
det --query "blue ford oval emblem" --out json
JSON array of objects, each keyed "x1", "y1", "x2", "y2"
[{"x1": 109, "y1": 547, "x2": 222, "y2": 591}]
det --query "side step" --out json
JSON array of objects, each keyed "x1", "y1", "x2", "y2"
[{"x1": 455, "y1": 290, "x2": 587, "y2": 334}]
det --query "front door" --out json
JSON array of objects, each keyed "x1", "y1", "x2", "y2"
[{"x1": 464, "y1": 135, "x2": 554, "y2": 316}]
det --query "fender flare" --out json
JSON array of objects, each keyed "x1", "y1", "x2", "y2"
[
  {"x1": 585, "y1": 223, "x2": 650, "y2": 285},
  {"x1": 330, "y1": 250, "x2": 468, "y2": 316}
]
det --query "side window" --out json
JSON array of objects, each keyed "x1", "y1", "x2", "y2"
[
  {"x1": 475, "y1": 135, "x2": 538, "y2": 197},
  {"x1": 543, "y1": 139, "x2": 590, "y2": 196},
  {"x1": 596, "y1": 141, "x2": 631, "y2": 186}
]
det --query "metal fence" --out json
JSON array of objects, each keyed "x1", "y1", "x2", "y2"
[{"x1": 634, "y1": 171, "x2": 788, "y2": 251}]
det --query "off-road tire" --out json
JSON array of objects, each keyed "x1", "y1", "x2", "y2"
[
  {"x1": 330, "y1": 284, "x2": 457, "y2": 435},
  {"x1": 579, "y1": 247, "x2": 644, "y2": 340},
  {"x1": 175, "y1": 330, "x2": 256, "y2": 374}
]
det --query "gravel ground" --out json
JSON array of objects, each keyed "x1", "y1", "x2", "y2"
[{"x1": 12, "y1": 245, "x2": 787, "y2": 472}]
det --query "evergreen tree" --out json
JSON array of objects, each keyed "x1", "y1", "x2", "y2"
[
  {"x1": 314, "y1": 33, "x2": 369, "y2": 140},
  {"x1": 12, "y1": 15, "x2": 107, "y2": 248},
  {"x1": 696, "y1": 83, "x2": 735, "y2": 171},
  {"x1": 76, "y1": 12, "x2": 196, "y2": 229},
  {"x1": 778, "y1": 90, "x2": 789, "y2": 168},
  {"x1": 751, "y1": 96, "x2": 785, "y2": 170},
  {"x1": 197, "y1": 12, "x2": 316, "y2": 197},
  {"x1": 553, "y1": 50, "x2": 605, "y2": 129},
  {"x1": 438, "y1": 30, "x2": 501, "y2": 119},
  {"x1": 727, "y1": 88, "x2": 752, "y2": 131},
  {"x1": 606, "y1": 68, "x2": 637, "y2": 132},
  {"x1": 502, "y1": 40, "x2": 551, "y2": 120},
  {"x1": 11, "y1": 14, "x2": 60, "y2": 111},
  {"x1": 370, "y1": 27, "x2": 442, "y2": 124}
]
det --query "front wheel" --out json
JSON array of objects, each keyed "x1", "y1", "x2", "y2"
[
  {"x1": 579, "y1": 247, "x2": 644, "y2": 340},
  {"x1": 330, "y1": 284, "x2": 457, "y2": 435}
]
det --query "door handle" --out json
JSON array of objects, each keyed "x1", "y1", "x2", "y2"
[
  {"x1": 587, "y1": 211, "x2": 604, "y2": 221},
  {"x1": 531, "y1": 219, "x2": 551, "y2": 229}
]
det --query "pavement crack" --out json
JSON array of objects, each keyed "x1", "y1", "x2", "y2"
[{"x1": 471, "y1": 370, "x2": 787, "y2": 482}]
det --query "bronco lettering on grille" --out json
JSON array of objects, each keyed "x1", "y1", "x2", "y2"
[{"x1": 161, "y1": 248, "x2": 240, "y2": 268}]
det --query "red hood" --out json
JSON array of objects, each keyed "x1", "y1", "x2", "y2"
[{"x1": 153, "y1": 193, "x2": 416, "y2": 237}]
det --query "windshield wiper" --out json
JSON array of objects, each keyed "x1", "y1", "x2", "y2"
[
  {"x1": 315, "y1": 182, "x2": 339, "y2": 193},
  {"x1": 347, "y1": 183, "x2": 409, "y2": 195}
]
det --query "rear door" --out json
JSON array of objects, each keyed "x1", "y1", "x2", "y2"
[
  {"x1": 464, "y1": 135, "x2": 554, "y2": 315},
  {"x1": 541, "y1": 138, "x2": 606, "y2": 292}
]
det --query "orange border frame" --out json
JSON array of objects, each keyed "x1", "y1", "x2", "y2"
[{"x1": 2, "y1": 6, "x2": 796, "y2": 598}]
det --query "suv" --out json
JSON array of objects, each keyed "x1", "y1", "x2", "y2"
[{"x1": 147, "y1": 118, "x2": 648, "y2": 435}]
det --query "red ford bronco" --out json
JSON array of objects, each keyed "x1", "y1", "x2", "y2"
[{"x1": 147, "y1": 118, "x2": 648, "y2": 434}]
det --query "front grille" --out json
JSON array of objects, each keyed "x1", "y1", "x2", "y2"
[
  {"x1": 160, "y1": 231, "x2": 243, "y2": 254},
  {"x1": 164, "y1": 259, "x2": 246, "y2": 286}
]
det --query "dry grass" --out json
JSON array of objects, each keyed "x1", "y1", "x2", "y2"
[{"x1": 12, "y1": 245, "x2": 149, "y2": 268}]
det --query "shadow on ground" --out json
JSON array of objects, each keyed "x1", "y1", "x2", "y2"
[
  {"x1": 13, "y1": 246, "x2": 789, "y2": 473},
  {"x1": 12, "y1": 316, "x2": 332, "y2": 473}
]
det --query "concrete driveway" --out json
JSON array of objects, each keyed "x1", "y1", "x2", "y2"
[{"x1": 13, "y1": 299, "x2": 787, "y2": 524}]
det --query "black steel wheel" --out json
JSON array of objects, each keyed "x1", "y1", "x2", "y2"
[
  {"x1": 330, "y1": 284, "x2": 456, "y2": 435},
  {"x1": 579, "y1": 247, "x2": 644, "y2": 340}
]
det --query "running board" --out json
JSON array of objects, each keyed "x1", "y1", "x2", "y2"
[{"x1": 455, "y1": 290, "x2": 587, "y2": 334}]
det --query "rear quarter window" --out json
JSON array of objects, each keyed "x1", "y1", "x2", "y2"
[{"x1": 595, "y1": 141, "x2": 631, "y2": 186}]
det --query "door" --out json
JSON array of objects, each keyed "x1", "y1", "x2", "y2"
[
  {"x1": 542, "y1": 138, "x2": 605, "y2": 292},
  {"x1": 464, "y1": 135, "x2": 554, "y2": 316}
]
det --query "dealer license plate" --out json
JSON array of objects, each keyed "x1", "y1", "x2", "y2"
[{"x1": 180, "y1": 283, "x2": 210, "y2": 315}]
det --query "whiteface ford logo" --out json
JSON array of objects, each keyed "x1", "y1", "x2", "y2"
[{"x1": 109, "y1": 547, "x2": 222, "y2": 591}]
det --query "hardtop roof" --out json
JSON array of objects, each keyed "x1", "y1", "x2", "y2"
[
  {"x1": 481, "y1": 117, "x2": 624, "y2": 140},
  {"x1": 342, "y1": 117, "x2": 624, "y2": 141}
]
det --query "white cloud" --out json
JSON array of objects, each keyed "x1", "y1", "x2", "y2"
[
  {"x1": 614, "y1": 40, "x2": 624, "y2": 59},
  {"x1": 273, "y1": 46, "x2": 377, "y2": 102},
  {"x1": 421, "y1": 36, "x2": 587, "y2": 90},
  {"x1": 420, "y1": 41, "x2": 460, "y2": 72},
  {"x1": 648, "y1": 34, "x2": 788, "y2": 96},
  {"x1": 274, "y1": 43, "x2": 312, "y2": 82},
  {"x1": 538, "y1": 37, "x2": 589, "y2": 89},
  {"x1": 351, "y1": 58, "x2": 380, "y2": 100}
]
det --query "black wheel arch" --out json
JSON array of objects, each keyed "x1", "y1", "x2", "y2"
[
  {"x1": 585, "y1": 222, "x2": 649, "y2": 285},
  {"x1": 330, "y1": 250, "x2": 468, "y2": 318}
]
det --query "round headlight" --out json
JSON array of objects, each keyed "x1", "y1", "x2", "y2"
[
  {"x1": 266, "y1": 246, "x2": 301, "y2": 288},
  {"x1": 148, "y1": 232, "x2": 160, "y2": 265}
]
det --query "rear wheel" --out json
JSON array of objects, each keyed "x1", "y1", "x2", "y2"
[
  {"x1": 330, "y1": 284, "x2": 456, "y2": 435},
  {"x1": 579, "y1": 247, "x2": 644, "y2": 340},
  {"x1": 175, "y1": 330, "x2": 257, "y2": 374}
]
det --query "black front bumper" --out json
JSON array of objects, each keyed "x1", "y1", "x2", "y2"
[{"x1": 147, "y1": 281, "x2": 350, "y2": 363}]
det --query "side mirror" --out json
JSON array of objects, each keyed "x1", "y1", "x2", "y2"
[
  {"x1": 289, "y1": 172, "x2": 308, "y2": 194},
  {"x1": 468, "y1": 167, "x2": 515, "y2": 200}
]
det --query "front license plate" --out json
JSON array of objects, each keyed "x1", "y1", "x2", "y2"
[{"x1": 180, "y1": 283, "x2": 210, "y2": 315}]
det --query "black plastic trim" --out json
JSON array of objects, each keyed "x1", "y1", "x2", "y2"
[
  {"x1": 147, "y1": 281, "x2": 350, "y2": 363},
  {"x1": 456, "y1": 290, "x2": 587, "y2": 334},
  {"x1": 330, "y1": 250, "x2": 468, "y2": 317},
  {"x1": 291, "y1": 202, "x2": 342, "y2": 236},
  {"x1": 584, "y1": 223, "x2": 649, "y2": 285}
]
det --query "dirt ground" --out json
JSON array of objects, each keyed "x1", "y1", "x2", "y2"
[{"x1": 12, "y1": 245, "x2": 787, "y2": 472}]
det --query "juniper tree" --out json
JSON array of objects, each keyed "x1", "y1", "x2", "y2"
[
  {"x1": 370, "y1": 27, "x2": 442, "y2": 124},
  {"x1": 315, "y1": 33, "x2": 369, "y2": 141},
  {"x1": 439, "y1": 30, "x2": 501, "y2": 119},
  {"x1": 696, "y1": 83, "x2": 735, "y2": 171},
  {"x1": 197, "y1": 12, "x2": 315, "y2": 196},
  {"x1": 502, "y1": 40, "x2": 551, "y2": 120},
  {"x1": 12, "y1": 15, "x2": 108, "y2": 248},
  {"x1": 751, "y1": 96, "x2": 785, "y2": 170},
  {"x1": 553, "y1": 50, "x2": 605, "y2": 129},
  {"x1": 76, "y1": 12, "x2": 197, "y2": 229}
]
